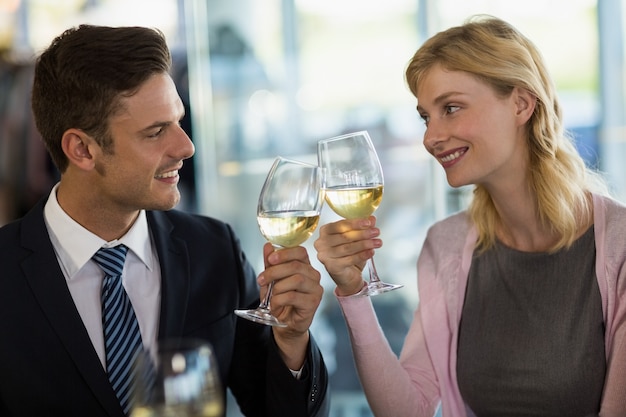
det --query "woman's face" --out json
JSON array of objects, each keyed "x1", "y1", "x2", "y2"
[{"x1": 416, "y1": 64, "x2": 533, "y2": 193}]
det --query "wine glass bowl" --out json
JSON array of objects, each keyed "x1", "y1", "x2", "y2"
[
  {"x1": 131, "y1": 339, "x2": 224, "y2": 417},
  {"x1": 318, "y1": 131, "x2": 403, "y2": 297},
  {"x1": 257, "y1": 211, "x2": 320, "y2": 249},
  {"x1": 235, "y1": 156, "x2": 325, "y2": 326},
  {"x1": 323, "y1": 184, "x2": 383, "y2": 220}
]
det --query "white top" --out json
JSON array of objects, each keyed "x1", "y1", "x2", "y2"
[{"x1": 43, "y1": 183, "x2": 161, "y2": 369}]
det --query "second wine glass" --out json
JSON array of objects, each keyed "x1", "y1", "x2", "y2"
[
  {"x1": 131, "y1": 339, "x2": 224, "y2": 417},
  {"x1": 318, "y1": 131, "x2": 403, "y2": 297},
  {"x1": 234, "y1": 156, "x2": 325, "y2": 327}
]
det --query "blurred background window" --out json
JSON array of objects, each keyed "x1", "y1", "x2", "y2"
[{"x1": 1, "y1": 0, "x2": 624, "y2": 415}]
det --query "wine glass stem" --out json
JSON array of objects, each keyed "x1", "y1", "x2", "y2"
[
  {"x1": 258, "y1": 245, "x2": 283, "y2": 309},
  {"x1": 366, "y1": 257, "x2": 382, "y2": 284},
  {"x1": 258, "y1": 280, "x2": 275, "y2": 310}
]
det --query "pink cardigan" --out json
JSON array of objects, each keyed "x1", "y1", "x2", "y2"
[{"x1": 338, "y1": 194, "x2": 626, "y2": 417}]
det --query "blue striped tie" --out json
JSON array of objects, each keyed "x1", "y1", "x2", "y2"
[{"x1": 94, "y1": 245, "x2": 142, "y2": 416}]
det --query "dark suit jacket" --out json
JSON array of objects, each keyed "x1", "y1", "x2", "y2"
[{"x1": 0, "y1": 198, "x2": 329, "y2": 417}]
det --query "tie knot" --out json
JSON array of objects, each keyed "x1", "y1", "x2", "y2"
[{"x1": 93, "y1": 245, "x2": 128, "y2": 277}]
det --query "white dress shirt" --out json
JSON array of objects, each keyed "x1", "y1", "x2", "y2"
[{"x1": 43, "y1": 184, "x2": 161, "y2": 370}]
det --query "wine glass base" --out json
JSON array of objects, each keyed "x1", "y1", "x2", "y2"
[
  {"x1": 353, "y1": 281, "x2": 404, "y2": 297},
  {"x1": 234, "y1": 308, "x2": 288, "y2": 327}
]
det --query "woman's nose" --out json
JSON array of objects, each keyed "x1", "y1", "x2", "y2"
[{"x1": 422, "y1": 119, "x2": 445, "y2": 152}]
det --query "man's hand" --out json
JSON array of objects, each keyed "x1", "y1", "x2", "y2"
[{"x1": 258, "y1": 242, "x2": 322, "y2": 370}]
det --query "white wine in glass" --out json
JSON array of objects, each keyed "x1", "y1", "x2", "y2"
[
  {"x1": 235, "y1": 156, "x2": 325, "y2": 327},
  {"x1": 318, "y1": 130, "x2": 403, "y2": 297},
  {"x1": 131, "y1": 339, "x2": 224, "y2": 417}
]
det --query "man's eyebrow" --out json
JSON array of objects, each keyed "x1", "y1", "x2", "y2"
[
  {"x1": 139, "y1": 110, "x2": 186, "y2": 133},
  {"x1": 139, "y1": 121, "x2": 171, "y2": 133}
]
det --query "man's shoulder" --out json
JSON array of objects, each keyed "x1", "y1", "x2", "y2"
[
  {"x1": 147, "y1": 209, "x2": 234, "y2": 239},
  {"x1": 0, "y1": 218, "x2": 23, "y2": 252},
  {"x1": 149, "y1": 209, "x2": 225, "y2": 226},
  {"x1": 0, "y1": 200, "x2": 46, "y2": 248},
  {"x1": 0, "y1": 217, "x2": 21, "y2": 237}
]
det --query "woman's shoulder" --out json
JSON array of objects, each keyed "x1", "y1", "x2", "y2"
[
  {"x1": 592, "y1": 194, "x2": 626, "y2": 278},
  {"x1": 420, "y1": 210, "x2": 473, "y2": 259},
  {"x1": 593, "y1": 193, "x2": 626, "y2": 233},
  {"x1": 428, "y1": 210, "x2": 472, "y2": 237},
  {"x1": 594, "y1": 193, "x2": 626, "y2": 212}
]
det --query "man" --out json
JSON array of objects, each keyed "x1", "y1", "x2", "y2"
[{"x1": 0, "y1": 25, "x2": 329, "y2": 417}]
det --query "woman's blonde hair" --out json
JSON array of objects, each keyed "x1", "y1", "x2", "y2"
[{"x1": 405, "y1": 15, "x2": 606, "y2": 252}]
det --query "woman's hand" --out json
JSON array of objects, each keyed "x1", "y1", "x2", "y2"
[{"x1": 314, "y1": 216, "x2": 381, "y2": 296}]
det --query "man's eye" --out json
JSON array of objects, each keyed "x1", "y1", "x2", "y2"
[{"x1": 148, "y1": 128, "x2": 165, "y2": 138}]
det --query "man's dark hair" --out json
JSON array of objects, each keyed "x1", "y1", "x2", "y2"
[{"x1": 31, "y1": 25, "x2": 172, "y2": 172}]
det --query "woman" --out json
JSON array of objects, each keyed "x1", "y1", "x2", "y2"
[{"x1": 314, "y1": 15, "x2": 626, "y2": 417}]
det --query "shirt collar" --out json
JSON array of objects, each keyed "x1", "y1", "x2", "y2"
[{"x1": 44, "y1": 183, "x2": 155, "y2": 279}]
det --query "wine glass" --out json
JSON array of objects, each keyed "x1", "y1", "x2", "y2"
[
  {"x1": 234, "y1": 156, "x2": 325, "y2": 327},
  {"x1": 131, "y1": 339, "x2": 224, "y2": 417},
  {"x1": 318, "y1": 130, "x2": 403, "y2": 297}
]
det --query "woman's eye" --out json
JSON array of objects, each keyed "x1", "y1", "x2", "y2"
[
  {"x1": 445, "y1": 105, "x2": 460, "y2": 114},
  {"x1": 419, "y1": 114, "x2": 430, "y2": 125}
]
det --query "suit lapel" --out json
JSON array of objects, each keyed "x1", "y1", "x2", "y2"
[
  {"x1": 147, "y1": 211, "x2": 191, "y2": 341},
  {"x1": 21, "y1": 201, "x2": 122, "y2": 416},
  {"x1": 19, "y1": 205, "x2": 192, "y2": 414}
]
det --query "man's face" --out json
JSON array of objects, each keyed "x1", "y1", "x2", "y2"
[{"x1": 93, "y1": 73, "x2": 195, "y2": 213}]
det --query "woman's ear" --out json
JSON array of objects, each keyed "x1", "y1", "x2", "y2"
[
  {"x1": 513, "y1": 87, "x2": 537, "y2": 125},
  {"x1": 61, "y1": 129, "x2": 97, "y2": 171}
]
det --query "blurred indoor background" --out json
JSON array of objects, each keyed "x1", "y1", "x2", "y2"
[{"x1": 1, "y1": 0, "x2": 624, "y2": 416}]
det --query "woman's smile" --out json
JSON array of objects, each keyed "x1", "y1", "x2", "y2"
[{"x1": 437, "y1": 147, "x2": 468, "y2": 167}]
